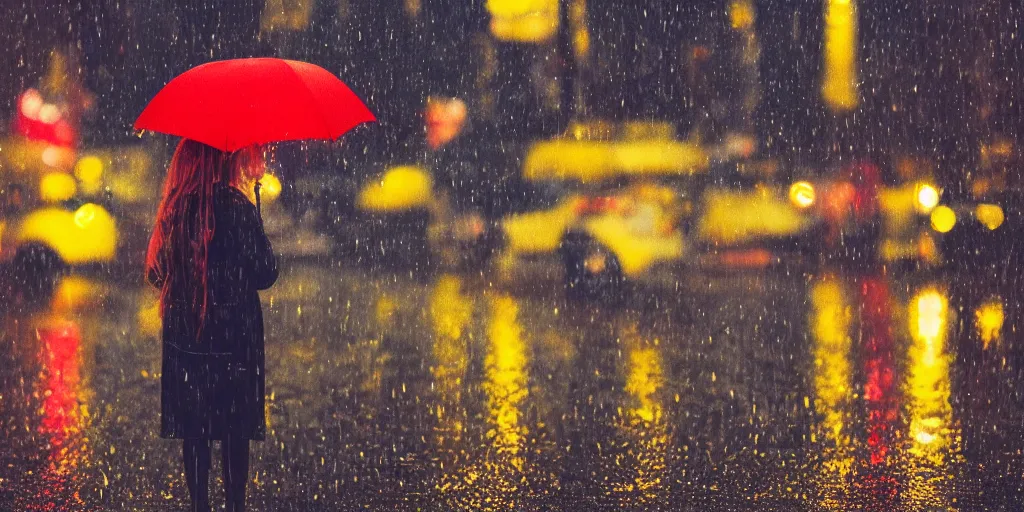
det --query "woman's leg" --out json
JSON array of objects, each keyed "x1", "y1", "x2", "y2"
[
  {"x1": 182, "y1": 439, "x2": 212, "y2": 512},
  {"x1": 222, "y1": 436, "x2": 251, "y2": 512}
]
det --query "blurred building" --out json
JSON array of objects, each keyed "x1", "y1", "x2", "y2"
[{"x1": 0, "y1": 0, "x2": 1018, "y2": 179}]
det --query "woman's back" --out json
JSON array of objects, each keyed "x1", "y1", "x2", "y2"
[{"x1": 157, "y1": 183, "x2": 277, "y2": 354}]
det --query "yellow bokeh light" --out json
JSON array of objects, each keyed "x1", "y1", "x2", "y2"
[
  {"x1": 74, "y1": 155, "x2": 104, "y2": 195},
  {"x1": 258, "y1": 173, "x2": 282, "y2": 203},
  {"x1": 51, "y1": 275, "x2": 104, "y2": 311},
  {"x1": 74, "y1": 203, "x2": 97, "y2": 228},
  {"x1": 789, "y1": 181, "x2": 816, "y2": 209},
  {"x1": 975, "y1": 203, "x2": 1004, "y2": 230},
  {"x1": 20, "y1": 88, "x2": 43, "y2": 118},
  {"x1": 975, "y1": 299, "x2": 1004, "y2": 349},
  {"x1": 357, "y1": 166, "x2": 433, "y2": 212},
  {"x1": 821, "y1": 0, "x2": 859, "y2": 111},
  {"x1": 17, "y1": 205, "x2": 117, "y2": 264},
  {"x1": 40, "y1": 172, "x2": 77, "y2": 202},
  {"x1": 729, "y1": 0, "x2": 755, "y2": 29},
  {"x1": 930, "y1": 206, "x2": 956, "y2": 233},
  {"x1": 39, "y1": 104, "x2": 60, "y2": 124},
  {"x1": 915, "y1": 184, "x2": 939, "y2": 213},
  {"x1": 487, "y1": 0, "x2": 559, "y2": 42},
  {"x1": 41, "y1": 146, "x2": 62, "y2": 168}
]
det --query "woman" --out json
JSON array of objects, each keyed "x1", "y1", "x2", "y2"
[{"x1": 146, "y1": 139, "x2": 278, "y2": 512}]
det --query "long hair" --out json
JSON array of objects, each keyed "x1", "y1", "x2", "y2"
[{"x1": 146, "y1": 139, "x2": 261, "y2": 334}]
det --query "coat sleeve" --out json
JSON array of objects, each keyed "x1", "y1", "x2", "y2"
[{"x1": 232, "y1": 196, "x2": 279, "y2": 290}]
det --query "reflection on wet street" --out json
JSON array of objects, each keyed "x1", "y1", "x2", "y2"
[{"x1": 4, "y1": 263, "x2": 1024, "y2": 510}]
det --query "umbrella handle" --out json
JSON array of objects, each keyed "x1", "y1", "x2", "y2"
[{"x1": 254, "y1": 182, "x2": 262, "y2": 218}]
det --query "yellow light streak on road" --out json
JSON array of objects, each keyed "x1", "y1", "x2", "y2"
[
  {"x1": 485, "y1": 295, "x2": 529, "y2": 462},
  {"x1": 809, "y1": 276, "x2": 854, "y2": 508},
  {"x1": 614, "y1": 320, "x2": 669, "y2": 505},
  {"x1": 905, "y1": 287, "x2": 959, "y2": 506},
  {"x1": 429, "y1": 275, "x2": 472, "y2": 435}
]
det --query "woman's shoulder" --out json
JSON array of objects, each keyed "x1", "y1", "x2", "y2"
[
  {"x1": 214, "y1": 183, "x2": 255, "y2": 205},
  {"x1": 214, "y1": 184, "x2": 258, "y2": 219}
]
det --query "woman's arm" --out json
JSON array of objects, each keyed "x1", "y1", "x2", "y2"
[{"x1": 233, "y1": 195, "x2": 279, "y2": 290}]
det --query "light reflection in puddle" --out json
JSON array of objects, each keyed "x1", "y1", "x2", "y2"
[
  {"x1": 808, "y1": 275, "x2": 854, "y2": 508},
  {"x1": 24, "y1": 317, "x2": 92, "y2": 511},
  {"x1": 612, "y1": 319, "x2": 669, "y2": 506},
  {"x1": 903, "y1": 286, "x2": 960, "y2": 507},
  {"x1": 975, "y1": 297, "x2": 1004, "y2": 350},
  {"x1": 429, "y1": 275, "x2": 472, "y2": 447}
]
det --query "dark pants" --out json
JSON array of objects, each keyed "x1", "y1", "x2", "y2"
[{"x1": 183, "y1": 437, "x2": 250, "y2": 512}]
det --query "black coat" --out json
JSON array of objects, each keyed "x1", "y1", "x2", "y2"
[{"x1": 148, "y1": 184, "x2": 278, "y2": 440}]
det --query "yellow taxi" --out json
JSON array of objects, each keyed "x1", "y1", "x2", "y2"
[
  {"x1": 494, "y1": 121, "x2": 710, "y2": 299},
  {"x1": 1, "y1": 140, "x2": 154, "y2": 296}
]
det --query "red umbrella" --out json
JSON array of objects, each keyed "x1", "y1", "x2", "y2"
[{"x1": 135, "y1": 58, "x2": 375, "y2": 152}]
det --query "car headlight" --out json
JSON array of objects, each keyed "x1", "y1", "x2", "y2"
[
  {"x1": 975, "y1": 203, "x2": 1004, "y2": 230},
  {"x1": 930, "y1": 205, "x2": 956, "y2": 233},
  {"x1": 915, "y1": 184, "x2": 939, "y2": 213},
  {"x1": 789, "y1": 181, "x2": 816, "y2": 209},
  {"x1": 74, "y1": 203, "x2": 98, "y2": 228}
]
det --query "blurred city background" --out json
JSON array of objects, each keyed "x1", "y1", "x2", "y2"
[{"x1": 2, "y1": 0, "x2": 1024, "y2": 510}]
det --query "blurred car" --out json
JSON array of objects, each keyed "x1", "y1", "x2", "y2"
[
  {"x1": 305, "y1": 159, "x2": 507, "y2": 270},
  {"x1": 341, "y1": 163, "x2": 436, "y2": 267},
  {"x1": 875, "y1": 179, "x2": 941, "y2": 266},
  {"x1": 691, "y1": 161, "x2": 821, "y2": 268},
  {"x1": 929, "y1": 188, "x2": 1018, "y2": 273},
  {"x1": 299, "y1": 97, "x2": 518, "y2": 270},
  {"x1": 763, "y1": 159, "x2": 941, "y2": 267},
  {"x1": 930, "y1": 141, "x2": 1023, "y2": 273},
  {"x1": 495, "y1": 122, "x2": 709, "y2": 299},
  {"x1": 1, "y1": 157, "x2": 116, "y2": 297},
  {"x1": 0, "y1": 141, "x2": 158, "y2": 298}
]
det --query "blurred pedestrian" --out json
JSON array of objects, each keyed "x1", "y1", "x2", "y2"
[
  {"x1": 146, "y1": 139, "x2": 278, "y2": 512},
  {"x1": 418, "y1": 95, "x2": 516, "y2": 216}
]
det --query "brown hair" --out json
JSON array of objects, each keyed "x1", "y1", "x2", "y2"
[{"x1": 146, "y1": 139, "x2": 262, "y2": 331}]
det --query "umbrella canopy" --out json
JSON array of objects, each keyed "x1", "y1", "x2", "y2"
[{"x1": 135, "y1": 58, "x2": 375, "y2": 151}]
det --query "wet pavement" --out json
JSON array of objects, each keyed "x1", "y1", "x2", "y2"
[{"x1": 3, "y1": 260, "x2": 1024, "y2": 510}]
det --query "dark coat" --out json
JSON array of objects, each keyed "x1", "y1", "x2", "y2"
[{"x1": 148, "y1": 183, "x2": 278, "y2": 440}]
